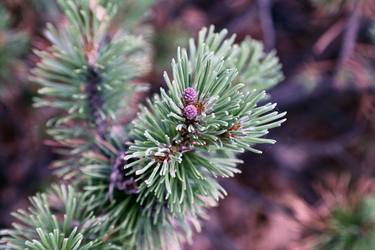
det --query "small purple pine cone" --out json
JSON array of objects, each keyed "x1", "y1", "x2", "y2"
[
  {"x1": 184, "y1": 104, "x2": 198, "y2": 120},
  {"x1": 183, "y1": 87, "x2": 197, "y2": 103}
]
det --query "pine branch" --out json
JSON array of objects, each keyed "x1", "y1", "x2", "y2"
[
  {"x1": 69, "y1": 25, "x2": 284, "y2": 250},
  {"x1": 2, "y1": 1, "x2": 285, "y2": 250},
  {"x1": 111, "y1": 0, "x2": 154, "y2": 29},
  {"x1": 295, "y1": 175, "x2": 375, "y2": 249},
  {"x1": 125, "y1": 26, "x2": 286, "y2": 215},
  {"x1": 0, "y1": 185, "x2": 114, "y2": 250},
  {"x1": 31, "y1": 0, "x2": 148, "y2": 179},
  {"x1": 0, "y1": 4, "x2": 28, "y2": 80},
  {"x1": 78, "y1": 134, "x2": 207, "y2": 250}
]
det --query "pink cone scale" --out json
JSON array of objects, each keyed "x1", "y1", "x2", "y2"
[
  {"x1": 184, "y1": 104, "x2": 198, "y2": 120},
  {"x1": 183, "y1": 87, "x2": 197, "y2": 103}
]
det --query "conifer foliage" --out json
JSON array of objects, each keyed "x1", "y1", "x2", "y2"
[
  {"x1": 0, "y1": 0, "x2": 285, "y2": 249},
  {"x1": 0, "y1": 4, "x2": 28, "y2": 79}
]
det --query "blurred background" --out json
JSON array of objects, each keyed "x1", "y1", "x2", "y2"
[{"x1": 0, "y1": 0, "x2": 375, "y2": 249}]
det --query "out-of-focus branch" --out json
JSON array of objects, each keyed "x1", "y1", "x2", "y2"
[
  {"x1": 258, "y1": 0, "x2": 275, "y2": 51},
  {"x1": 335, "y1": 1, "x2": 361, "y2": 83},
  {"x1": 314, "y1": 19, "x2": 345, "y2": 55}
]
